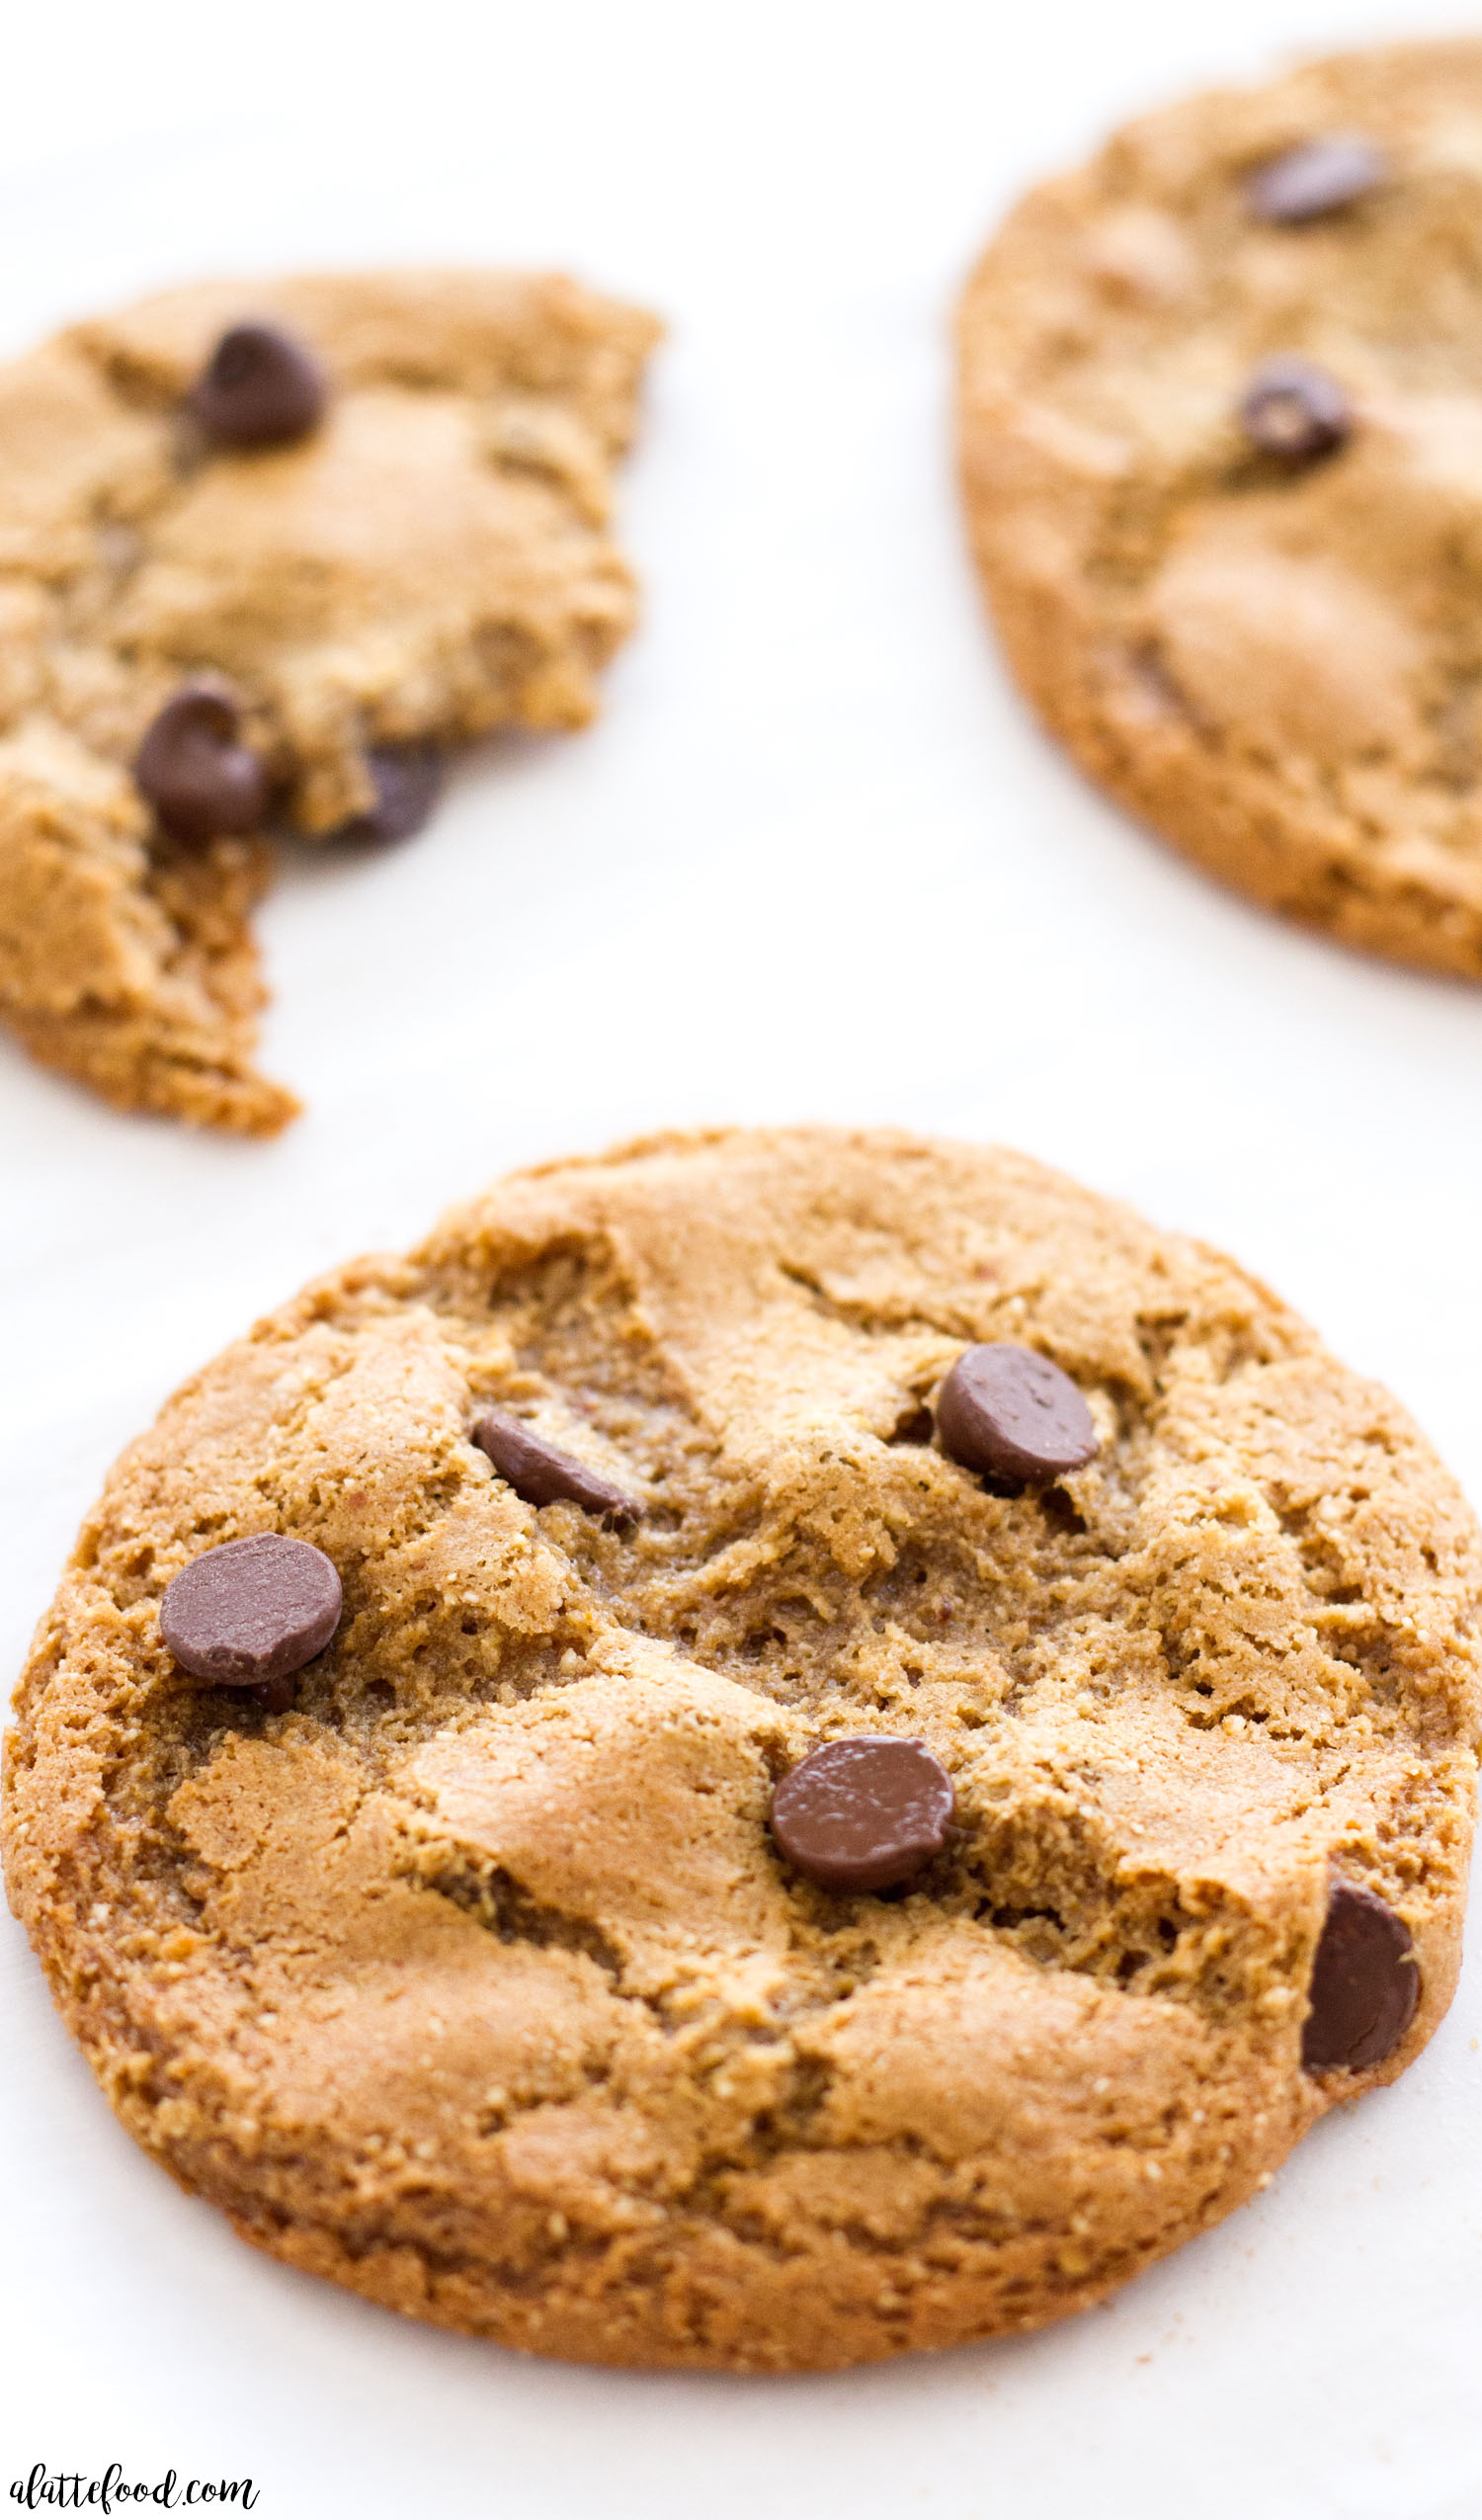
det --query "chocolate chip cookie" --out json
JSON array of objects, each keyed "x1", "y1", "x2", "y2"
[
  {"x1": 0, "y1": 270, "x2": 659, "y2": 1130},
  {"x1": 956, "y1": 41, "x2": 1482, "y2": 980},
  {"x1": 5, "y1": 1128, "x2": 1477, "y2": 2367}
]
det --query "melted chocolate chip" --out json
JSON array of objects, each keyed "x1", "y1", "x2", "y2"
[
  {"x1": 332, "y1": 748, "x2": 444, "y2": 844},
  {"x1": 160, "y1": 1534, "x2": 342, "y2": 1686},
  {"x1": 935, "y1": 1344, "x2": 1098, "y2": 1483},
  {"x1": 1302, "y1": 1878, "x2": 1419, "y2": 2072},
  {"x1": 1246, "y1": 135, "x2": 1384, "y2": 223},
  {"x1": 472, "y1": 1408, "x2": 640, "y2": 1523},
  {"x1": 1240, "y1": 357, "x2": 1352, "y2": 463},
  {"x1": 190, "y1": 322, "x2": 327, "y2": 448},
  {"x1": 134, "y1": 685, "x2": 269, "y2": 844},
  {"x1": 771, "y1": 1737, "x2": 954, "y2": 1892}
]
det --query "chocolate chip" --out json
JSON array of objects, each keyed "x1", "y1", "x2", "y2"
[
  {"x1": 331, "y1": 748, "x2": 444, "y2": 844},
  {"x1": 1302, "y1": 1878, "x2": 1419, "y2": 2072},
  {"x1": 1240, "y1": 357, "x2": 1351, "y2": 464},
  {"x1": 771, "y1": 1737, "x2": 954, "y2": 1893},
  {"x1": 160, "y1": 1534, "x2": 342, "y2": 1686},
  {"x1": 134, "y1": 684, "x2": 268, "y2": 844},
  {"x1": 472, "y1": 1408, "x2": 640, "y2": 1524},
  {"x1": 888, "y1": 1403, "x2": 936, "y2": 1447},
  {"x1": 1246, "y1": 135, "x2": 1384, "y2": 223},
  {"x1": 190, "y1": 322, "x2": 326, "y2": 449},
  {"x1": 935, "y1": 1344, "x2": 1098, "y2": 1483}
]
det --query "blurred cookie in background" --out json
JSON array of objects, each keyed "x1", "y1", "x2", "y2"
[
  {"x1": 0, "y1": 269, "x2": 660, "y2": 1131},
  {"x1": 957, "y1": 42, "x2": 1482, "y2": 982}
]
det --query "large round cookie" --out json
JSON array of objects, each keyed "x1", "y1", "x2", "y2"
[
  {"x1": 5, "y1": 1129, "x2": 1478, "y2": 2369},
  {"x1": 957, "y1": 42, "x2": 1482, "y2": 981},
  {"x1": 0, "y1": 270, "x2": 658, "y2": 1131}
]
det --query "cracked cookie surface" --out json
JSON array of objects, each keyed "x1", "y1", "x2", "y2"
[
  {"x1": 956, "y1": 41, "x2": 1482, "y2": 980},
  {"x1": 0, "y1": 269, "x2": 659, "y2": 1130},
  {"x1": 4, "y1": 1126, "x2": 1479, "y2": 2369}
]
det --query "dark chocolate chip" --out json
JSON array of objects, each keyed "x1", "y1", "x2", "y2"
[
  {"x1": 190, "y1": 321, "x2": 327, "y2": 449},
  {"x1": 472, "y1": 1407, "x2": 640, "y2": 1523},
  {"x1": 1246, "y1": 135, "x2": 1385, "y2": 224},
  {"x1": 935, "y1": 1344, "x2": 1098, "y2": 1483},
  {"x1": 134, "y1": 684, "x2": 268, "y2": 844},
  {"x1": 1302, "y1": 1878, "x2": 1419, "y2": 2072},
  {"x1": 1240, "y1": 357, "x2": 1352, "y2": 464},
  {"x1": 771, "y1": 1736, "x2": 954, "y2": 1893},
  {"x1": 331, "y1": 748, "x2": 444, "y2": 844},
  {"x1": 160, "y1": 1534, "x2": 342, "y2": 1686}
]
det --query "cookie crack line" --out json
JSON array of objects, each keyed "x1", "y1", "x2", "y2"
[
  {"x1": 0, "y1": 268, "x2": 661, "y2": 1130},
  {"x1": 956, "y1": 38, "x2": 1482, "y2": 982},
  {"x1": 5, "y1": 1127, "x2": 1479, "y2": 2369}
]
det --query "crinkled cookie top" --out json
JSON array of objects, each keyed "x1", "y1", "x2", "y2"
[{"x1": 5, "y1": 1128, "x2": 1479, "y2": 2368}]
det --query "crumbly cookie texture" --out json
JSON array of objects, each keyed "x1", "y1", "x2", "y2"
[
  {"x1": 0, "y1": 270, "x2": 660, "y2": 1130},
  {"x1": 957, "y1": 41, "x2": 1482, "y2": 980},
  {"x1": 5, "y1": 1128, "x2": 1478, "y2": 2369}
]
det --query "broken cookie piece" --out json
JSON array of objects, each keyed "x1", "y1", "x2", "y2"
[
  {"x1": 0, "y1": 719, "x2": 293, "y2": 1134},
  {"x1": 0, "y1": 268, "x2": 661, "y2": 1129}
]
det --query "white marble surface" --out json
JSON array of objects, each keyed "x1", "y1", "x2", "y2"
[{"x1": 2, "y1": 2, "x2": 1481, "y2": 2512}]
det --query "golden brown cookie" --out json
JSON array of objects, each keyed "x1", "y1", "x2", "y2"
[
  {"x1": 5, "y1": 1128, "x2": 1478, "y2": 2368},
  {"x1": 0, "y1": 271, "x2": 659, "y2": 1130},
  {"x1": 956, "y1": 42, "x2": 1482, "y2": 980}
]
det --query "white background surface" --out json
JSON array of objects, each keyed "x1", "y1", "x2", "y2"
[{"x1": 2, "y1": 2, "x2": 1481, "y2": 2513}]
